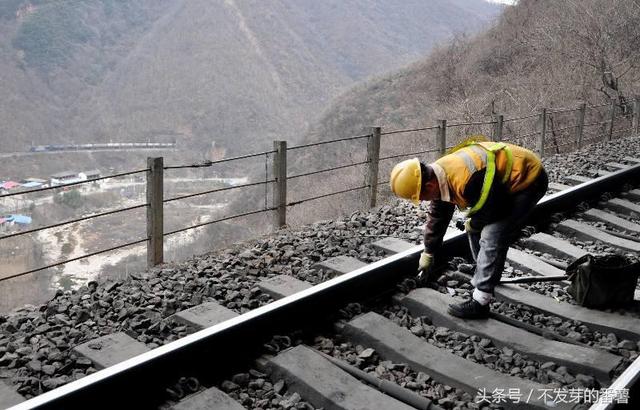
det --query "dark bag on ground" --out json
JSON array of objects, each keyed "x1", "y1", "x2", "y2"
[{"x1": 566, "y1": 253, "x2": 640, "y2": 309}]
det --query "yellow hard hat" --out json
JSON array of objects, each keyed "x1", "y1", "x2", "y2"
[{"x1": 390, "y1": 158, "x2": 422, "y2": 205}]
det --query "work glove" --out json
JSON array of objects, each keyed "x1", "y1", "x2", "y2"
[
  {"x1": 416, "y1": 252, "x2": 435, "y2": 286},
  {"x1": 418, "y1": 251, "x2": 433, "y2": 272}
]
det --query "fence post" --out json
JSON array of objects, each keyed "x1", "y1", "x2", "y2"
[
  {"x1": 147, "y1": 157, "x2": 163, "y2": 268},
  {"x1": 492, "y1": 114, "x2": 503, "y2": 142},
  {"x1": 607, "y1": 99, "x2": 616, "y2": 141},
  {"x1": 437, "y1": 120, "x2": 447, "y2": 156},
  {"x1": 575, "y1": 102, "x2": 586, "y2": 149},
  {"x1": 273, "y1": 141, "x2": 287, "y2": 228},
  {"x1": 633, "y1": 96, "x2": 640, "y2": 135},
  {"x1": 537, "y1": 108, "x2": 547, "y2": 157},
  {"x1": 367, "y1": 127, "x2": 381, "y2": 208}
]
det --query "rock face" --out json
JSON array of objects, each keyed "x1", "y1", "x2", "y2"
[{"x1": 0, "y1": 136, "x2": 639, "y2": 399}]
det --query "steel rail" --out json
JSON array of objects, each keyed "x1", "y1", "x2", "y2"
[{"x1": 10, "y1": 163, "x2": 640, "y2": 410}]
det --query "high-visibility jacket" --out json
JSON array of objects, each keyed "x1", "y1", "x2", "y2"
[{"x1": 434, "y1": 141, "x2": 542, "y2": 213}]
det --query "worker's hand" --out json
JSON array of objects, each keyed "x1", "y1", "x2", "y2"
[
  {"x1": 464, "y1": 219, "x2": 479, "y2": 233},
  {"x1": 418, "y1": 252, "x2": 433, "y2": 272}
]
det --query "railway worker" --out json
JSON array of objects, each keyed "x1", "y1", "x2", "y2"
[{"x1": 389, "y1": 138, "x2": 548, "y2": 319}]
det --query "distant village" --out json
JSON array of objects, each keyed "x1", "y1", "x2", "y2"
[{"x1": 0, "y1": 169, "x2": 101, "y2": 231}]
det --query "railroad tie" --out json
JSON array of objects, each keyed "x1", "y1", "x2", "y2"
[
  {"x1": 582, "y1": 208, "x2": 640, "y2": 234},
  {"x1": 170, "y1": 387, "x2": 245, "y2": 410},
  {"x1": 563, "y1": 174, "x2": 592, "y2": 185},
  {"x1": 312, "y1": 256, "x2": 367, "y2": 275},
  {"x1": 523, "y1": 233, "x2": 588, "y2": 260},
  {"x1": 547, "y1": 182, "x2": 572, "y2": 192},
  {"x1": 400, "y1": 288, "x2": 621, "y2": 383},
  {"x1": 556, "y1": 219, "x2": 640, "y2": 252},
  {"x1": 73, "y1": 332, "x2": 150, "y2": 370},
  {"x1": 257, "y1": 275, "x2": 312, "y2": 300},
  {"x1": 596, "y1": 169, "x2": 613, "y2": 177},
  {"x1": 0, "y1": 381, "x2": 24, "y2": 408},
  {"x1": 494, "y1": 283, "x2": 640, "y2": 342},
  {"x1": 264, "y1": 344, "x2": 415, "y2": 410},
  {"x1": 371, "y1": 237, "x2": 417, "y2": 254},
  {"x1": 605, "y1": 198, "x2": 640, "y2": 217},
  {"x1": 506, "y1": 248, "x2": 568, "y2": 282},
  {"x1": 624, "y1": 189, "x2": 640, "y2": 201},
  {"x1": 171, "y1": 302, "x2": 238, "y2": 330},
  {"x1": 342, "y1": 312, "x2": 572, "y2": 410},
  {"x1": 605, "y1": 162, "x2": 632, "y2": 170}
]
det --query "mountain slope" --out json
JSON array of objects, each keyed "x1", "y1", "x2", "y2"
[
  {"x1": 0, "y1": 0, "x2": 502, "y2": 160},
  {"x1": 307, "y1": 0, "x2": 640, "y2": 146}
]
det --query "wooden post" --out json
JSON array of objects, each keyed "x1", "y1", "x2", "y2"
[
  {"x1": 575, "y1": 102, "x2": 586, "y2": 149},
  {"x1": 147, "y1": 157, "x2": 163, "y2": 268},
  {"x1": 633, "y1": 96, "x2": 640, "y2": 135},
  {"x1": 607, "y1": 99, "x2": 616, "y2": 141},
  {"x1": 273, "y1": 141, "x2": 287, "y2": 228},
  {"x1": 437, "y1": 120, "x2": 447, "y2": 157},
  {"x1": 367, "y1": 127, "x2": 381, "y2": 208},
  {"x1": 537, "y1": 108, "x2": 547, "y2": 157},
  {"x1": 492, "y1": 114, "x2": 503, "y2": 142}
]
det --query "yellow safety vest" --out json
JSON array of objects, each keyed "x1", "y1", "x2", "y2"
[{"x1": 435, "y1": 141, "x2": 542, "y2": 215}]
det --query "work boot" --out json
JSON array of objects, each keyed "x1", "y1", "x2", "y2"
[{"x1": 447, "y1": 299, "x2": 490, "y2": 319}]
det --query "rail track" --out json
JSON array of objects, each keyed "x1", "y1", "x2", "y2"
[{"x1": 5, "y1": 158, "x2": 640, "y2": 410}]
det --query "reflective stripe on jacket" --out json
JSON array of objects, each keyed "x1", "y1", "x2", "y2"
[{"x1": 434, "y1": 141, "x2": 542, "y2": 210}]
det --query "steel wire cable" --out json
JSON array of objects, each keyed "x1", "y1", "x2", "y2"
[
  {"x1": 503, "y1": 113, "x2": 539, "y2": 122},
  {"x1": 587, "y1": 102, "x2": 610, "y2": 109},
  {"x1": 510, "y1": 130, "x2": 541, "y2": 140},
  {"x1": 164, "y1": 151, "x2": 277, "y2": 169},
  {"x1": 548, "y1": 125, "x2": 579, "y2": 133},
  {"x1": 164, "y1": 180, "x2": 275, "y2": 203},
  {"x1": 583, "y1": 120, "x2": 611, "y2": 128},
  {"x1": 288, "y1": 161, "x2": 369, "y2": 180},
  {"x1": 287, "y1": 134, "x2": 371, "y2": 151},
  {"x1": 0, "y1": 203, "x2": 148, "y2": 241},
  {"x1": 164, "y1": 207, "x2": 277, "y2": 237},
  {"x1": 447, "y1": 120, "x2": 495, "y2": 127},
  {"x1": 379, "y1": 147, "x2": 441, "y2": 161},
  {"x1": 380, "y1": 125, "x2": 439, "y2": 136},
  {"x1": 0, "y1": 237, "x2": 148, "y2": 283},
  {"x1": 287, "y1": 185, "x2": 368, "y2": 207},
  {"x1": 548, "y1": 106, "x2": 580, "y2": 114},
  {"x1": 0, "y1": 169, "x2": 148, "y2": 199}
]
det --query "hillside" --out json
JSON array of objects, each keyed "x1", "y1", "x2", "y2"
[
  {"x1": 0, "y1": 0, "x2": 502, "y2": 167},
  {"x1": 308, "y1": 0, "x2": 640, "y2": 147}
]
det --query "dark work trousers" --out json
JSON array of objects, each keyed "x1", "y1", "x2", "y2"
[{"x1": 468, "y1": 169, "x2": 549, "y2": 293}]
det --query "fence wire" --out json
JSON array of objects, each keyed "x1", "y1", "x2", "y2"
[
  {"x1": 288, "y1": 161, "x2": 369, "y2": 180},
  {"x1": 0, "y1": 168, "x2": 148, "y2": 199},
  {"x1": 164, "y1": 150, "x2": 277, "y2": 170},
  {"x1": 0, "y1": 237, "x2": 149, "y2": 283},
  {"x1": 0, "y1": 203, "x2": 147, "y2": 241},
  {"x1": 287, "y1": 134, "x2": 371, "y2": 151},
  {"x1": 287, "y1": 185, "x2": 368, "y2": 207}
]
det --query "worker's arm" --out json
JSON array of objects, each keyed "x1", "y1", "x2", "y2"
[
  {"x1": 464, "y1": 169, "x2": 510, "y2": 231},
  {"x1": 423, "y1": 200, "x2": 455, "y2": 253}
]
